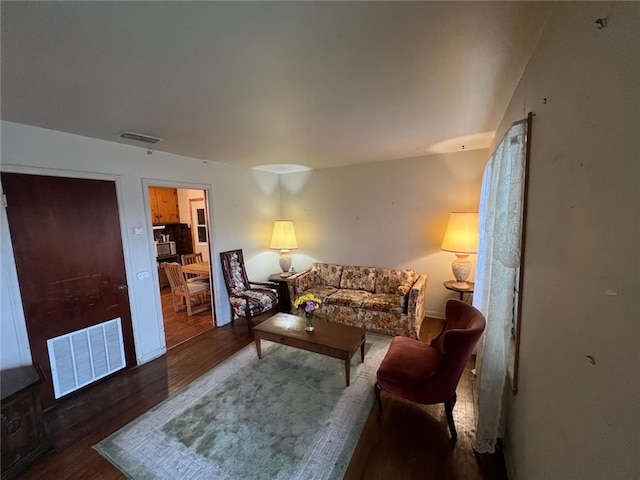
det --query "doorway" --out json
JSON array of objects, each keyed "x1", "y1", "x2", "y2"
[
  {"x1": 190, "y1": 198, "x2": 209, "y2": 263},
  {"x1": 148, "y1": 186, "x2": 215, "y2": 348}
]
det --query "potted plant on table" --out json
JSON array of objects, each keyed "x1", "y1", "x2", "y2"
[{"x1": 293, "y1": 293, "x2": 322, "y2": 332}]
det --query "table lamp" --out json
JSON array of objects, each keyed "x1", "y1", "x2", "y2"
[
  {"x1": 269, "y1": 220, "x2": 298, "y2": 277},
  {"x1": 441, "y1": 212, "x2": 479, "y2": 290}
]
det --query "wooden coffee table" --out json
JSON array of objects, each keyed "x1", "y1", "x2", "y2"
[{"x1": 253, "y1": 312, "x2": 366, "y2": 386}]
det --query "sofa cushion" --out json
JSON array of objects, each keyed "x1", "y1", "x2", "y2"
[
  {"x1": 296, "y1": 270, "x2": 317, "y2": 293},
  {"x1": 375, "y1": 269, "x2": 416, "y2": 295},
  {"x1": 340, "y1": 266, "x2": 377, "y2": 292},
  {"x1": 313, "y1": 263, "x2": 343, "y2": 288},
  {"x1": 324, "y1": 289, "x2": 371, "y2": 308},
  {"x1": 297, "y1": 285, "x2": 338, "y2": 303},
  {"x1": 362, "y1": 293, "x2": 405, "y2": 314}
]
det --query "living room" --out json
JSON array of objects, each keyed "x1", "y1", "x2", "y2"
[{"x1": 1, "y1": 2, "x2": 637, "y2": 480}]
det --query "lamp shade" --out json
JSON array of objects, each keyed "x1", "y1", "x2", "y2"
[
  {"x1": 441, "y1": 212, "x2": 479, "y2": 254},
  {"x1": 269, "y1": 220, "x2": 298, "y2": 250}
]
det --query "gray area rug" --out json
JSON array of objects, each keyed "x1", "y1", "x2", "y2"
[{"x1": 94, "y1": 333, "x2": 391, "y2": 479}]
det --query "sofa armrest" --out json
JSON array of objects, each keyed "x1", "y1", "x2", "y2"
[
  {"x1": 408, "y1": 274, "x2": 428, "y2": 338},
  {"x1": 285, "y1": 269, "x2": 312, "y2": 304}
]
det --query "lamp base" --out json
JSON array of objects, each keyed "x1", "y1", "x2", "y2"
[
  {"x1": 280, "y1": 271, "x2": 292, "y2": 278},
  {"x1": 279, "y1": 249, "x2": 292, "y2": 276},
  {"x1": 451, "y1": 254, "x2": 472, "y2": 289}
]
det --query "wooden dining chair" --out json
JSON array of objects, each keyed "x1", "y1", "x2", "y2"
[
  {"x1": 164, "y1": 262, "x2": 211, "y2": 316},
  {"x1": 182, "y1": 252, "x2": 203, "y2": 265},
  {"x1": 181, "y1": 253, "x2": 208, "y2": 281}
]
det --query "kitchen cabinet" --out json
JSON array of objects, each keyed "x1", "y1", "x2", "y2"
[
  {"x1": 155, "y1": 224, "x2": 193, "y2": 289},
  {"x1": 149, "y1": 187, "x2": 180, "y2": 224}
]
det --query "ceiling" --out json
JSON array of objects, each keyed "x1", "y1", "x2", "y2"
[{"x1": 1, "y1": 1, "x2": 552, "y2": 171}]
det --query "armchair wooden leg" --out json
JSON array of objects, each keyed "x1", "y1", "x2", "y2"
[
  {"x1": 374, "y1": 382, "x2": 383, "y2": 418},
  {"x1": 444, "y1": 393, "x2": 458, "y2": 440},
  {"x1": 243, "y1": 304, "x2": 253, "y2": 335},
  {"x1": 228, "y1": 303, "x2": 236, "y2": 326},
  {"x1": 245, "y1": 313, "x2": 254, "y2": 335}
]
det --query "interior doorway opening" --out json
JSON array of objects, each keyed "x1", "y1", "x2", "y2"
[{"x1": 148, "y1": 186, "x2": 215, "y2": 349}]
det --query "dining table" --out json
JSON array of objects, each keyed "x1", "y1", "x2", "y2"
[{"x1": 182, "y1": 261, "x2": 210, "y2": 277}]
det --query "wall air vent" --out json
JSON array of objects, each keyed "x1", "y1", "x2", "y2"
[
  {"x1": 46, "y1": 318, "x2": 126, "y2": 399},
  {"x1": 118, "y1": 131, "x2": 163, "y2": 144}
]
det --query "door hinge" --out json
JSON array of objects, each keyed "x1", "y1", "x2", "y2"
[{"x1": 2, "y1": 194, "x2": 7, "y2": 208}]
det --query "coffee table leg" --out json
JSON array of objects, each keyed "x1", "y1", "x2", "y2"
[
  {"x1": 255, "y1": 338, "x2": 262, "y2": 359},
  {"x1": 345, "y1": 360, "x2": 351, "y2": 386},
  {"x1": 360, "y1": 340, "x2": 365, "y2": 362}
]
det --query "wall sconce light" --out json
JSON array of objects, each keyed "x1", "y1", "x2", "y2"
[
  {"x1": 441, "y1": 212, "x2": 479, "y2": 290},
  {"x1": 269, "y1": 220, "x2": 298, "y2": 277}
]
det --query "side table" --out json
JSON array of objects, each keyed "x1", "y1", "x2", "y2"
[
  {"x1": 444, "y1": 280, "x2": 475, "y2": 302},
  {"x1": 268, "y1": 273, "x2": 292, "y2": 312},
  {"x1": 1, "y1": 365, "x2": 52, "y2": 480}
]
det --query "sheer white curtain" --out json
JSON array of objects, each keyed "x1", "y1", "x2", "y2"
[{"x1": 473, "y1": 119, "x2": 528, "y2": 453}]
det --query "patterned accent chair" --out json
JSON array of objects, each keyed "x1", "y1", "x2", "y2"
[
  {"x1": 219, "y1": 249, "x2": 279, "y2": 334},
  {"x1": 375, "y1": 300, "x2": 486, "y2": 440}
]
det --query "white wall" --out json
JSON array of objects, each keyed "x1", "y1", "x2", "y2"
[
  {"x1": 0, "y1": 121, "x2": 488, "y2": 371},
  {"x1": 279, "y1": 149, "x2": 488, "y2": 317},
  {"x1": 0, "y1": 121, "x2": 282, "y2": 369},
  {"x1": 496, "y1": 3, "x2": 640, "y2": 479},
  {"x1": 1, "y1": 208, "x2": 32, "y2": 366}
]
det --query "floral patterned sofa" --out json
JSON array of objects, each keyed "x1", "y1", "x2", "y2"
[{"x1": 286, "y1": 263, "x2": 428, "y2": 339}]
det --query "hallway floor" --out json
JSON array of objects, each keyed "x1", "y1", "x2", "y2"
[{"x1": 160, "y1": 285, "x2": 214, "y2": 348}]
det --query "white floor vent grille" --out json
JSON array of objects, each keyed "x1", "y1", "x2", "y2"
[{"x1": 47, "y1": 317, "x2": 126, "y2": 399}]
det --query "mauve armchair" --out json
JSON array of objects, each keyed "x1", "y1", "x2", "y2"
[{"x1": 375, "y1": 299, "x2": 486, "y2": 439}]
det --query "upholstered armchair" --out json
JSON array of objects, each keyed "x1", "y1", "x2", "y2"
[
  {"x1": 375, "y1": 299, "x2": 486, "y2": 439},
  {"x1": 219, "y1": 249, "x2": 279, "y2": 334}
]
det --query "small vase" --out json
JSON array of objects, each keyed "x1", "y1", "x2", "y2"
[{"x1": 305, "y1": 313, "x2": 314, "y2": 332}]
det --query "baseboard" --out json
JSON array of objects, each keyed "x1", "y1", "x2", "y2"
[
  {"x1": 502, "y1": 437, "x2": 516, "y2": 480},
  {"x1": 137, "y1": 347, "x2": 166, "y2": 364},
  {"x1": 425, "y1": 309, "x2": 445, "y2": 320}
]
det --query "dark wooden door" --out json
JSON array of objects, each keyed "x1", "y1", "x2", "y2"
[{"x1": 1, "y1": 173, "x2": 136, "y2": 408}]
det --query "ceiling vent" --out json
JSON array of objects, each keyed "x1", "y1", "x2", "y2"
[{"x1": 118, "y1": 131, "x2": 163, "y2": 144}]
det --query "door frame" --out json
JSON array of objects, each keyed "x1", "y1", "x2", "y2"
[
  {"x1": 141, "y1": 179, "x2": 220, "y2": 340},
  {"x1": 0, "y1": 164, "x2": 141, "y2": 365},
  {"x1": 189, "y1": 197, "x2": 209, "y2": 263}
]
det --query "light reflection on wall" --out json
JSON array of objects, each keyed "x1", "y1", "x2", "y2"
[
  {"x1": 279, "y1": 169, "x2": 312, "y2": 194},
  {"x1": 252, "y1": 164, "x2": 313, "y2": 195},
  {"x1": 250, "y1": 168, "x2": 279, "y2": 195}
]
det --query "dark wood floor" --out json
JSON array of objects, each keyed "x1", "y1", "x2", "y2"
[
  {"x1": 18, "y1": 315, "x2": 507, "y2": 480},
  {"x1": 344, "y1": 319, "x2": 507, "y2": 480}
]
